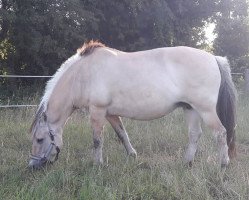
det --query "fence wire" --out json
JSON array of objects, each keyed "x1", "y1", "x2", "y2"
[
  {"x1": 0, "y1": 75, "x2": 52, "y2": 78},
  {"x1": 0, "y1": 105, "x2": 37, "y2": 108},
  {"x1": 0, "y1": 73, "x2": 244, "y2": 108}
]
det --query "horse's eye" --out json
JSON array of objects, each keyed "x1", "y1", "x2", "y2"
[{"x1": 37, "y1": 138, "x2": 44, "y2": 144}]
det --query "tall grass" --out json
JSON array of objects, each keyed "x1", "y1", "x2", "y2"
[{"x1": 0, "y1": 94, "x2": 249, "y2": 199}]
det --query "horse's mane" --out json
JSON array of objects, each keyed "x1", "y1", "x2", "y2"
[
  {"x1": 30, "y1": 40, "x2": 106, "y2": 133},
  {"x1": 77, "y1": 40, "x2": 106, "y2": 56},
  {"x1": 30, "y1": 103, "x2": 45, "y2": 133}
]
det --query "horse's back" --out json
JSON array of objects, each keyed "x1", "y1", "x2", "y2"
[{"x1": 87, "y1": 46, "x2": 221, "y2": 119}]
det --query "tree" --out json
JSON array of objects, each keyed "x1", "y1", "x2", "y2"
[
  {"x1": 214, "y1": 0, "x2": 249, "y2": 72},
  {"x1": 0, "y1": 0, "x2": 96, "y2": 77},
  {"x1": 82, "y1": 0, "x2": 218, "y2": 50},
  {"x1": 2, "y1": 0, "x2": 242, "y2": 90}
]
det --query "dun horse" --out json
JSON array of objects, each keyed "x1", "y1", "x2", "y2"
[{"x1": 29, "y1": 41, "x2": 237, "y2": 169}]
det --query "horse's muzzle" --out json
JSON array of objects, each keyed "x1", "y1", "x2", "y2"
[
  {"x1": 28, "y1": 157, "x2": 48, "y2": 169},
  {"x1": 28, "y1": 145, "x2": 60, "y2": 170}
]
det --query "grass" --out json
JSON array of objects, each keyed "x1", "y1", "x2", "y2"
[{"x1": 1, "y1": 94, "x2": 249, "y2": 199}]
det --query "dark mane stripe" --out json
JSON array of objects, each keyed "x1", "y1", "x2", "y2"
[
  {"x1": 78, "y1": 40, "x2": 106, "y2": 56},
  {"x1": 30, "y1": 103, "x2": 45, "y2": 133}
]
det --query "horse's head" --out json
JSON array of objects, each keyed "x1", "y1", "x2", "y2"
[{"x1": 29, "y1": 113, "x2": 62, "y2": 169}]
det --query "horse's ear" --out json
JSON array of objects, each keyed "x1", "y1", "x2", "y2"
[{"x1": 39, "y1": 112, "x2": 47, "y2": 125}]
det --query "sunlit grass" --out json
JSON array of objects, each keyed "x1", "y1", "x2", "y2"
[{"x1": 0, "y1": 94, "x2": 249, "y2": 199}]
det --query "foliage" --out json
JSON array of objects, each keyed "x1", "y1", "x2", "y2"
[
  {"x1": 0, "y1": 0, "x2": 93, "y2": 77},
  {"x1": 81, "y1": 0, "x2": 217, "y2": 50},
  {"x1": 0, "y1": 0, "x2": 249, "y2": 89},
  {"x1": 213, "y1": 0, "x2": 249, "y2": 72}
]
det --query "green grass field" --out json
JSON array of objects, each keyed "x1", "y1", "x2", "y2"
[{"x1": 1, "y1": 94, "x2": 249, "y2": 200}]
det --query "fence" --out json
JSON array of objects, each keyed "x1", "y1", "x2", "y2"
[
  {"x1": 0, "y1": 75, "x2": 52, "y2": 108},
  {"x1": 0, "y1": 71, "x2": 248, "y2": 108}
]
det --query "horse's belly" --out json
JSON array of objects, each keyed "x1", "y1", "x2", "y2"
[{"x1": 107, "y1": 98, "x2": 176, "y2": 120}]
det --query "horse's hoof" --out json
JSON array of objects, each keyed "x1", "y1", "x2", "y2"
[
  {"x1": 93, "y1": 158, "x2": 103, "y2": 166},
  {"x1": 221, "y1": 157, "x2": 229, "y2": 168},
  {"x1": 183, "y1": 160, "x2": 193, "y2": 168},
  {"x1": 188, "y1": 161, "x2": 193, "y2": 167},
  {"x1": 93, "y1": 161, "x2": 103, "y2": 167},
  {"x1": 128, "y1": 149, "x2": 137, "y2": 159},
  {"x1": 221, "y1": 163, "x2": 228, "y2": 168}
]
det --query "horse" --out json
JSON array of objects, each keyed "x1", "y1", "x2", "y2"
[{"x1": 28, "y1": 41, "x2": 237, "y2": 169}]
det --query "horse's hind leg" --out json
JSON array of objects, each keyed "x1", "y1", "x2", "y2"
[
  {"x1": 106, "y1": 115, "x2": 137, "y2": 158},
  {"x1": 200, "y1": 109, "x2": 229, "y2": 166},
  {"x1": 184, "y1": 108, "x2": 202, "y2": 166}
]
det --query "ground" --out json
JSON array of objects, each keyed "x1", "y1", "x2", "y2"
[{"x1": 0, "y1": 93, "x2": 249, "y2": 199}]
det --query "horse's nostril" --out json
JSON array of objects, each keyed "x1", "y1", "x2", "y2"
[{"x1": 28, "y1": 159, "x2": 43, "y2": 169}]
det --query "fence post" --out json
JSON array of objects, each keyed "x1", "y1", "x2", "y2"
[{"x1": 245, "y1": 69, "x2": 249, "y2": 93}]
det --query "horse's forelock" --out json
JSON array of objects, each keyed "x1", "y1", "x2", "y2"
[{"x1": 77, "y1": 40, "x2": 106, "y2": 56}]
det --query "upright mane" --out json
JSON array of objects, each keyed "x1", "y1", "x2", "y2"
[{"x1": 77, "y1": 40, "x2": 106, "y2": 56}]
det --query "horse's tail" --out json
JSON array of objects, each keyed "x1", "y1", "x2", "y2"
[{"x1": 215, "y1": 56, "x2": 237, "y2": 159}]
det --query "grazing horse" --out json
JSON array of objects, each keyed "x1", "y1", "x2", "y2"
[{"x1": 28, "y1": 41, "x2": 237, "y2": 169}]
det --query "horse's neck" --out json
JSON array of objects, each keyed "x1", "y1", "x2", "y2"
[
  {"x1": 44, "y1": 61, "x2": 89, "y2": 127},
  {"x1": 45, "y1": 81, "x2": 75, "y2": 128},
  {"x1": 45, "y1": 98, "x2": 73, "y2": 129}
]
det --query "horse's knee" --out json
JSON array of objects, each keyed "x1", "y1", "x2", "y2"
[
  {"x1": 93, "y1": 138, "x2": 101, "y2": 149},
  {"x1": 92, "y1": 127, "x2": 104, "y2": 164},
  {"x1": 93, "y1": 137, "x2": 103, "y2": 164}
]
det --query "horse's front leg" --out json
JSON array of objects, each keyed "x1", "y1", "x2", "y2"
[
  {"x1": 90, "y1": 107, "x2": 106, "y2": 165},
  {"x1": 184, "y1": 108, "x2": 202, "y2": 166},
  {"x1": 106, "y1": 115, "x2": 137, "y2": 158}
]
